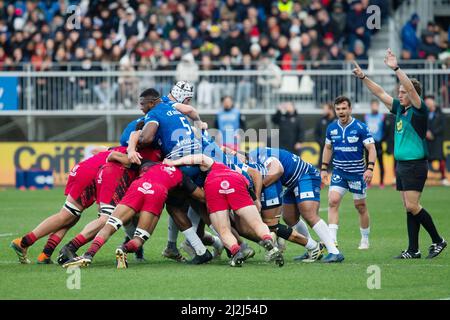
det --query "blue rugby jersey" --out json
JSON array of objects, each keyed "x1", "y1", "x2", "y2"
[
  {"x1": 248, "y1": 147, "x2": 312, "y2": 189},
  {"x1": 325, "y1": 118, "x2": 374, "y2": 175},
  {"x1": 119, "y1": 116, "x2": 145, "y2": 146},
  {"x1": 144, "y1": 102, "x2": 201, "y2": 158}
]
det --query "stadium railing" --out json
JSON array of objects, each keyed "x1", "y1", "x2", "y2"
[{"x1": 0, "y1": 62, "x2": 448, "y2": 115}]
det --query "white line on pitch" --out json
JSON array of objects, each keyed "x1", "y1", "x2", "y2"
[{"x1": 0, "y1": 233, "x2": 16, "y2": 238}]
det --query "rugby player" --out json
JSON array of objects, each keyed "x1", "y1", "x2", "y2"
[
  {"x1": 10, "y1": 146, "x2": 126, "y2": 264},
  {"x1": 164, "y1": 154, "x2": 285, "y2": 267},
  {"x1": 62, "y1": 157, "x2": 204, "y2": 268},
  {"x1": 321, "y1": 96, "x2": 376, "y2": 250},
  {"x1": 249, "y1": 147, "x2": 344, "y2": 263}
]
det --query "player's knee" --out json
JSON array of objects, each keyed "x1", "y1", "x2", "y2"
[
  {"x1": 405, "y1": 203, "x2": 420, "y2": 213},
  {"x1": 273, "y1": 223, "x2": 293, "y2": 240},
  {"x1": 62, "y1": 201, "x2": 83, "y2": 218},
  {"x1": 98, "y1": 204, "x2": 115, "y2": 218},
  {"x1": 328, "y1": 197, "x2": 340, "y2": 208},
  {"x1": 354, "y1": 202, "x2": 367, "y2": 214},
  {"x1": 133, "y1": 228, "x2": 150, "y2": 242},
  {"x1": 107, "y1": 216, "x2": 123, "y2": 230}
]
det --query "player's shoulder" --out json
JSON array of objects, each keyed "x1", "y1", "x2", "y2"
[
  {"x1": 327, "y1": 119, "x2": 339, "y2": 130},
  {"x1": 353, "y1": 118, "x2": 368, "y2": 129}
]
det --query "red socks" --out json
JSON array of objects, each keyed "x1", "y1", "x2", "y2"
[
  {"x1": 86, "y1": 236, "x2": 105, "y2": 257},
  {"x1": 230, "y1": 244, "x2": 241, "y2": 256},
  {"x1": 20, "y1": 232, "x2": 37, "y2": 248},
  {"x1": 69, "y1": 234, "x2": 88, "y2": 250},
  {"x1": 42, "y1": 234, "x2": 62, "y2": 256},
  {"x1": 123, "y1": 239, "x2": 140, "y2": 253}
]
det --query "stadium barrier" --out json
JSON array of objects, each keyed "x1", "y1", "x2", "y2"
[
  {"x1": 1, "y1": 141, "x2": 449, "y2": 187},
  {"x1": 0, "y1": 65, "x2": 448, "y2": 114}
]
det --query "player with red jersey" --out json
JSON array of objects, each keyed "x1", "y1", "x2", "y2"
[
  {"x1": 9, "y1": 146, "x2": 127, "y2": 264},
  {"x1": 56, "y1": 132, "x2": 162, "y2": 265},
  {"x1": 62, "y1": 155, "x2": 203, "y2": 269},
  {"x1": 164, "y1": 154, "x2": 284, "y2": 267}
]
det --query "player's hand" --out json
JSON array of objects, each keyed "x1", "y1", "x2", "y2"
[
  {"x1": 128, "y1": 150, "x2": 142, "y2": 165},
  {"x1": 384, "y1": 48, "x2": 398, "y2": 70},
  {"x1": 254, "y1": 199, "x2": 262, "y2": 213},
  {"x1": 321, "y1": 170, "x2": 329, "y2": 186},
  {"x1": 363, "y1": 169, "x2": 373, "y2": 184},
  {"x1": 352, "y1": 61, "x2": 365, "y2": 79},
  {"x1": 163, "y1": 158, "x2": 174, "y2": 166}
]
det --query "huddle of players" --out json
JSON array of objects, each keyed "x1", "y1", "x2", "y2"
[{"x1": 10, "y1": 81, "x2": 349, "y2": 269}]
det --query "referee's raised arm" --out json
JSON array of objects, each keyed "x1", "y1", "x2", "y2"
[
  {"x1": 352, "y1": 60, "x2": 394, "y2": 110},
  {"x1": 384, "y1": 48, "x2": 422, "y2": 109}
]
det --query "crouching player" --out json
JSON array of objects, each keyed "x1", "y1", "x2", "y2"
[
  {"x1": 164, "y1": 154, "x2": 284, "y2": 267},
  {"x1": 62, "y1": 156, "x2": 204, "y2": 268},
  {"x1": 10, "y1": 147, "x2": 126, "y2": 264}
]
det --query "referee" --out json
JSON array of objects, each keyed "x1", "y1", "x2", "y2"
[{"x1": 352, "y1": 48, "x2": 447, "y2": 259}]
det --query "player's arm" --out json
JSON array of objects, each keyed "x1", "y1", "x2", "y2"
[
  {"x1": 163, "y1": 154, "x2": 214, "y2": 171},
  {"x1": 321, "y1": 141, "x2": 333, "y2": 185},
  {"x1": 127, "y1": 130, "x2": 143, "y2": 164},
  {"x1": 384, "y1": 48, "x2": 422, "y2": 109},
  {"x1": 181, "y1": 174, "x2": 205, "y2": 203},
  {"x1": 364, "y1": 142, "x2": 377, "y2": 184},
  {"x1": 107, "y1": 151, "x2": 131, "y2": 167},
  {"x1": 262, "y1": 157, "x2": 284, "y2": 188},
  {"x1": 173, "y1": 103, "x2": 208, "y2": 130},
  {"x1": 138, "y1": 121, "x2": 158, "y2": 147},
  {"x1": 247, "y1": 167, "x2": 263, "y2": 212},
  {"x1": 352, "y1": 60, "x2": 394, "y2": 110}
]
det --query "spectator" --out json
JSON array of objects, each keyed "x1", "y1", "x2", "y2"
[
  {"x1": 425, "y1": 95, "x2": 449, "y2": 186},
  {"x1": 314, "y1": 102, "x2": 336, "y2": 166},
  {"x1": 401, "y1": 13, "x2": 420, "y2": 58},
  {"x1": 215, "y1": 95, "x2": 246, "y2": 151},
  {"x1": 271, "y1": 102, "x2": 304, "y2": 154},
  {"x1": 418, "y1": 30, "x2": 441, "y2": 59},
  {"x1": 235, "y1": 54, "x2": 255, "y2": 109},
  {"x1": 346, "y1": 0, "x2": 371, "y2": 53},
  {"x1": 176, "y1": 52, "x2": 199, "y2": 85},
  {"x1": 117, "y1": 7, "x2": 145, "y2": 47},
  {"x1": 330, "y1": 2, "x2": 347, "y2": 42},
  {"x1": 364, "y1": 99, "x2": 387, "y2": 188}
]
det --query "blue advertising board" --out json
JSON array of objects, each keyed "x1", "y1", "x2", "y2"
[{"x1": 0, "y1": 77, "x2": 19, "y2": 110}]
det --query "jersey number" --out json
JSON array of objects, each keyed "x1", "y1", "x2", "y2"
[{"x1": 180, "y1": 117, "x2": 192, "y2": 135}]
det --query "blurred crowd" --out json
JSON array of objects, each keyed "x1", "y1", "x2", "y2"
[{"x1": 0, "y1": 0, "x2": 394, "y2": 73}]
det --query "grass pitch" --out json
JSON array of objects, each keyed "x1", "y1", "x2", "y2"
[{"x1": 0, "y1": 186, "x2": 449, "y2": 300}]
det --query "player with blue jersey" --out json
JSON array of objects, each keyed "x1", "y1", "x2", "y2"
[
  {"x1": 321, "y1": 96, "x2": 377, "y2": 250},
  {"x1": 249, "y1": 147, "x2": 343, "y2": 263}
]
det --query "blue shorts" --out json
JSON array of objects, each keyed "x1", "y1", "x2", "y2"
[
  {"x1": 330, "y1": 170, "x2": 367, "y2": 199},
  {"x1": 283, "y1": 171, "x2": 321, "y2": 204},
  {"x1": 261, "y1": 181, "x2": 283, "y2": 209}
]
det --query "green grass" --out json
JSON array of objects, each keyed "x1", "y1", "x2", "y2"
[{"x1": 0, "y1": 186, "x2": 449, "y2": 300}]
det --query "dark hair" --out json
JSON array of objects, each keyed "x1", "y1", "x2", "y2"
[
  {"x1": 135, "y1": 120, "x2": 145, "y2": 131},
  {"x1": 409, "y1": 78, "x2": 422, "y2": 96},
  {"x1": 334, "y1": 95, "x2": 352, "y2": 108},
  {"x1": 140, "y1": 88, "x2": 160, "y2": 99}
]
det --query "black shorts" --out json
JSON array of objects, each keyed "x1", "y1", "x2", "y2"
[{"x1": 395, "y1": 159, "x2": 428, "y2": 192}]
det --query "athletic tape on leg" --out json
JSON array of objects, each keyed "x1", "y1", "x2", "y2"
[
  {"x1": 107, "y1": 216, "x2": 123, "y2": 230},
  {"x1": 63, "y1": 201, "x2": 82, "y2": 217},
  {"x1": 134, "y1": 228, "x2": 150, "y2": 242}
]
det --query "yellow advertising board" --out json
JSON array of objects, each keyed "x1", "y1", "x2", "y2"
[
  {"x1": 0, "y1": 142, "x2": 114, "y2": 186},
  {"x1": 0, "y1": 141, "x2": 449, "y2": 186}
]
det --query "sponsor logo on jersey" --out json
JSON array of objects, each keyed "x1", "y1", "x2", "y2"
[
  {"x1": 138, "y1": 182, "x2": 155, "y2": 195},
  {"x1": 219, "y1": 180, "x2": 235, "y2": 194},
  {"x1": 348, "y1": 180, "x2": 362, "y2": 191},
  {"x1": 334, "y1": 146, "x2": 358, "y2": 152},
  {"x1": 396, "y1": 120, "x2": 403, "y2": 132},
  {"x1": 300, "y1": 191, "x2": 315, "y2": 199},
  {"x1": 330, "y1": 129, "x2": 338, "y2": 136},
  {"x1": 162, "y1": 166, "x2": 176, "y2": 175},
  {"x1": 97, "y1": 170, "x2": 103, "y2": 184},
  {"x1": 331, "y1": 174, "x2": 342, "y2": 183},
  {"x1": 350, "y1": 130, "x2": 357, "y2": 134},
  {"x1": 347, "y1": 136, "x2": 359, "y2": 143}
]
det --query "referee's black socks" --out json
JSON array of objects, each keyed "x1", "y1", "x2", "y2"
[
  {"x1": 407, "y1": 212, "x2": 420, "y2": 252},
  {"x1": 414, "y1": 208, "x2": 443, "y2": 244}
]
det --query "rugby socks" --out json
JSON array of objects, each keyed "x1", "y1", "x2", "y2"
[
  {"x1": 86, "y1": 236, "x2": 105, "y2": 258},
  {"x1": 293, "y1": 219, "x2": 311, "y2": 239},
  {"x1": 168, "y1": 216, "x2": 179, "y2": 243},
  {"x1": 20, "y1": 232, "x2": 37, "y2": 248},
  {"x1": 305, "y1": 237, "x2": 318, "y2": 250},
  {"x1": 187, "y1": 207, "x2": 201, "y2": 230},
  {"x1": 414, "y1": 208, "x2": 443, "y2": 244},
  {"x1": 42, "y1": 234, "x2": 62, "y2": 256},
  {"x1": 230, "y1": 244, "x2": 240, "y2": 256},
  {"x1": 123, "y1": 239, "x2": 140, "y2": 253},
  {"x1": 360, "y1": 227, "x2": 370, "y2": 240},
  {"x1": 69, "y1": 234, "x2": 88, "y2": 251},
  {"x1": 407, "y1": 212, "x2": 420, "y2": 252},
  {"x1": 312, "y1": 219, "x2": 340, "y2": 254},
  {"x1": 182, "y1": 227, "x2": 207, "y2": 255},
  {"x1": 329, "y1": 224, "x2": 339, "y2": 243}
]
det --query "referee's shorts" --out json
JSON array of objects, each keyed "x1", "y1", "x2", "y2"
[{"x1": 396, "y1": 159, "x2": 428, "y2": 192}]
